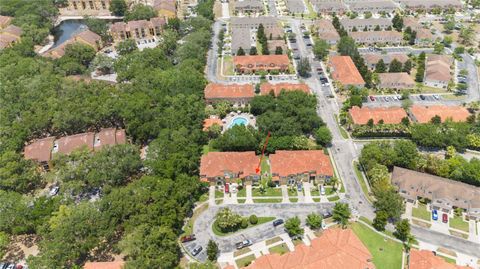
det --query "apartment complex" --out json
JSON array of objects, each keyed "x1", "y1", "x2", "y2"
[
  {"x1": 270, "y1": 150, "x2": 333, "y2": 185},
  {"x1": 109, "y1": 17, "x2": 166, "y2": 43},
  {"x1": 200, "y1": 152, "x2": 260, "y2": 185},
  {"x1": 424, "y1": 54, "x2": 452, "y2": 89},
  {"x1": 260, "y1": 82, "x2": 310, "y2": 96},
  {"x1": 233, "y1": 55, "x2": 290, "y2": 74},
  {"x1": 377, "y1": 72, "x2": 415, "y2": 89},
  {"x1": 314, "y1": 19, "x2": 340, "y2": 45},
  {"x1": 328, "y1": 56, "x2": 365, "y2": 88},
  {"x1": 233, "y1": 0, "x2": 264, "y2": 14},
  {"x1": 0, "y1": 24, "x2": 22, "y2": 50},
  {"x1": 285, "y1": 0, "x2": 307, "y2": 13},
  {"x1": 391, "y1": 166, "x2": 480, "y2": 221},
  {"x1": 311, "y1": 0, "x2": 347, "y2": 14},
  {"x1": 204, "y1": 83, "x2": 255, "y2": 106},
  {"x1": 346, "y1": 0, "x2": 397, "y2": 14},
  {"x1": 409, "y1": 105, "x2": 470, "y2": 123},
  {"x1": 43, "y1": 29, "x2": 102, "y2": 59},
  {"x1": 395, "y1": 0, "x2": 463, "y2": 11},
  {"x1": 24, "y1": 128, "x2": 126, "y2": 170},
  {"x1": 60, "y1": 0, "x2": 111, "y2": 16},
  {"x1": 362, "y1": 53, "x2": 409, "y2": 70},
  {"x1": 350, "y1": 31, "x2": 403, "y2": 45},
  {"x1": 340, "y1": 18, "x2": 392, "y2": 32},
  {"x1": 348, "y1": 106, "x2": 408, "y2": 125}
]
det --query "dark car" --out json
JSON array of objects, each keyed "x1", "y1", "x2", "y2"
[
  {"x1": 273, "y1": 219, "x2": 284, "y2": 227},
  {"x1": 181, "y1": 234, "x2": 196, "y2": 243},
  {"x1": 419, "y1": 94, "x2": 426, "y2": 100},
  {"x1": 192, "y1": 246, "x2": 203, "y2": 256},
  {"x1": 369, "y1": 96, "x2": 375, "y2": 101},
  {"x1": 322, "y1": 212, "x2": 332, "y2": 218}
]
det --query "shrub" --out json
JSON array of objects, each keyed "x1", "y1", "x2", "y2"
[
  {"x1": 241, "y1": 218, "x2": 249, "y2": 229},
  {"x1": 249, "y1": 215, "x2": 258, "y2": 225}
]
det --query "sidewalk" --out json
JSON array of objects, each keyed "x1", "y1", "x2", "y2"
[
  {"x1": 303, "y1": 182, "x2": 314, "y2": 203},
  {"x1": 245, "y1": 185, "x2": 253, "y2": 204},
  {"x1": 281, "y1": 185, "x2": 290, "y2": 203},
  {"x1": 209, "y1": 186, "x2": 216, "y2": 206}
]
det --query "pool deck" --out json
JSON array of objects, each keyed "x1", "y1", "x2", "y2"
[{"x1": 222, "y1": 112, "x2": 256, "y2": 132}]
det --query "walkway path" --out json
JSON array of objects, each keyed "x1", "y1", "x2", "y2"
[
  {"x1": 209, "y1": 186, "x2": 216, "y2": 206},
  {"x1": 245, "y1": 185, "x2": 253, "y2": 204},
  {"x1": 303, "y1": 182, "x2": 314, "y2": 203},
  {"x1": 281, "y1": 185, "x2": 290, "y2": 203}
]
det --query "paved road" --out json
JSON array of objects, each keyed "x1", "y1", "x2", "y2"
[
  {"x1": 206, "y1": 20, "x2": 222, "y2": 83},
  {"x1": 358, "y1": 46, "x2": 434, "y2": 55},
  {"x1": 289, "y1": 19, "x2": 480, "y2": 258},
  {"x1": 188, "y1": 203, "x2": 334, "y2": 261}
]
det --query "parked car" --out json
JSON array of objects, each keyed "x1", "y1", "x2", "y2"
[
  {"x1": 432, "y1": 209, "x2": 438, "y2": 221},
  {"x1": 236, "y1": 239, "x2": 253, "y2": 249},
  {"x1": 49, "y1": 185, "x2": 59, "y2": 196},
  {"x1": 225, "y1": 183, "x2": 229, "y2": 193},
  {"x1": 322, "y1": 212, "x2": 332, "y2": 218},
  {"x1": 192, "y1": 246, "x2": 203, "y2": 256},
  {"x1": 369, "y1": 96, "x2": 375, "y2": 101},
  {"x1": 442, "y1": 213, "x2": 448, "y2": 223},
  {"x1": 320, "y1": 185, "x2": 325, "y2": 195},
  {"x1": 433, "y1": 94, "x2": 440, "y2": 100},
  {"x1": 393, "y1": 95, "x2": 398, "y2": 101},
  {"x1": 419, "y1": 94, "x2": 426, "y2": 100},
  {"x1": 297, "y1": 183, "x2": 302, "y2": 192},
  {"x1": 273, "y1": 219, "x2": 284, "y2": 227},
  {"x1": 181, "y1": 234, "x2": 196, "y2": 243}
]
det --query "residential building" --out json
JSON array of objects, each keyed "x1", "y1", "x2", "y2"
[
  {"x1": 328, "y1": 56, "x2": 365, "y2": 88},
  {"x1": 378, "y1": 72, "x2": 415, "y2": 89},
  {"x1": 313, "y1": 19, "x2": 340, "y2": 45},
  {"x1": 204, "y1": 83, "x2": 255, "y2": 106},
  {"x1": 395, "y1": 0, "x2": 463, "y2": 12},
  {"x1": 152, "y1": 0, "x2": 177, "y2": 19},
  {"x1": 203, "y1": 116, "x2": 223, "y2": 131},
  {"x1": 231, "y1": 28, "x2": 253, "y2": 55},
  {"x1": 311, "y1": 0, "x2": 347, "y2": 14},
  {"x1": 233, "y1": 0, "x2": 265, "y2": 14},
  {"x1": 409, "y1": 105, "x2": 470, "y2": 123},
  {"x1": 199, "y1": 152, "x2": 260, "y2": 185},
  {"x1": 109, "y1": 17, "x2": 166, "y2": 43},
  {"x1": 348, "y1": 106, "x2": 408, "y2": 125},
  {"x1": 235, "y1": 228, "x2": 375, "y2": 269},
  {"x1": 0, "y1": 25, "x2": 22, "y2": 50},
  {"x1": 233, "y1": 55, "x2": 290, "y2": 74},
  {"x1": 285, "y1": 0, "x2": 307, "y2": 13},
  {"x1": 340, "y1": 18, "x2": 392, "y2": 32},
  {"x1": 403, "y1": 17, "x2": 422, "y2": 31},
  {"x1": 0, "y1": 15, "x2": 13, "y2": 29},
  {"x1": 362, "y1": 53, "x2": 409, "y2": 70},
  {"x1": 60, "y1": 0, "x2": 111, "y2": 16},
  {"x1": 391, "y1": 166, "x2": 480, "y2": 221},
  {"x1": 84, "y1": 261, "x2": 124, "y2": 269},
  {"x1": 409, "y1": 250, "x2": 469, "y2": 269},
  {"x1": 24, "y1": 128, "x2": 126, "y2": 170},
  {"x1": 424, "y1": 54, "x2": 452, "y2": 89},
  {"x1": 269, "y1": 150, "x2": 333, "y2": 185},
  {"x1": 415, "y1": 28, "x2": 434, "y2": 45},
  {"x1": 350, "y1": 31, "x2": 403, "y2": 45},
  {"x1": 42, "y1": 29, "x2": 102, "y2": 59},
  {"x1": 260, "y1": 82, "x2": 310, "y2": 96},
  {"x1": 230, "y1": 16, "x2": 279, "y2": 30},
  {"x1": 346, "y1": 0, "x2": 397, "y2": 14}
]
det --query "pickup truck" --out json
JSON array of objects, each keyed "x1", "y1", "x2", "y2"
[{"x1": 236, "y1": 239, "x2": 253, "y2": 249}]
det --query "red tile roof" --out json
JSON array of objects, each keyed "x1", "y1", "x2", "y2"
[
  {"x1": 203, "y1": 117, "x2": 223, "y2": 131},
  {"x1": 260, "y1": 82, "x2": 310, "y2": 96},
  {"x1": 409, "y1": 250, "x2": 468, "y2": 269},
  {"x1": 242, "y1": 228, "x2": 374, "y2": 269},
  {"x1": 204, "y1": 83, "x2": 254, "y2": 100},
  {"x1": 55, "y1": 132, "x2": 95, "y2": 155},
  {"x1": 410, "y1": 105, "x2": 470, "y2": 123},
  {"x1": 270, "y1": 150, "x2": 333, "y2": 178},
  {"x1": 234, "y1": 55, "x2": 290, "y2": 68},
  {"x1": 94, "y1": 128, "x2": 126, "y2": 150},
  {"x1": 84, "y1": 261, "x2": 124, "y2": 269},
  {"x1": 349, "y1": 106, "x2": 408, "y2": 125},
  {"x1": 24, "y1": 137, "x2": 55, "y2": 163},
  {"x1": 200, "y1": 152, "x2": 259, "y2": 181},
  {"x1": 329, "y1": 56, "x2": 365, "y2": 86}
]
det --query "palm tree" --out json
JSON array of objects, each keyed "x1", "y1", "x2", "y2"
[{"x1": 330, "y1": 176, "x2": 339, "y2": 191}]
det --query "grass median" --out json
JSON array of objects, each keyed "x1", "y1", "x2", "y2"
[{"x1": 212, "y1": 217, "x2": 276, "y2": 236}]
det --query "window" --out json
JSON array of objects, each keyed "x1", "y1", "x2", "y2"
[
  {"x1": 73, "y1": 1, "x2": 78, "y2": 9},
  {"x1": 89, "y1": 0, "x2": 94, "y2": 9},
  {"x1": 82, "y1": 1, "x2": 86, "y2": 9},
  {"x1": 101, "y1": 1, "x2": 106, "y2": 9}
]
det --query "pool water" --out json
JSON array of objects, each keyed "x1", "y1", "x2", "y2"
[{"x1": 229, "y1": 117, "x2": 248, "y2": 128}]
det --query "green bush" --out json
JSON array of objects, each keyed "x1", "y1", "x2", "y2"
[
  {"x1": 241, "y1": 218, "x2": 249, "y2": 229},
  {"x1": 249, "y1": 215, "x2": 258, "y2": 225}
]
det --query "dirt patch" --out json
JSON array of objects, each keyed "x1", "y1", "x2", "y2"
[
  {"x1": 213, "y1": 1, "x2": 222, "y2": 19},
  {"x1": 449, "y1": 230, "x2": 469, "y2": 239},
  {"x1": 411, "y1": 219, "x2": 431, "y2": 228},
  {"x1": 437, "y1": 247, "x2": 456, "y2": 257}
]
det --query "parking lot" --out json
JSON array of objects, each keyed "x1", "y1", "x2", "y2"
[{"x1": 364, "y1": 93, "x2": 445, "y2": 106}]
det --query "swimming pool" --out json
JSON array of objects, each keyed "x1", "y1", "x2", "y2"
[{"x1": 229, "y1": 117, "x2": 248, "y2": 128}]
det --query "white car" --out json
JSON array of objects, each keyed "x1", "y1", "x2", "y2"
[
  {"x1": 49, "y1": 186, "x2": 60, "y2": 196},
  {"x1": 320, "y1": 185, "x2": 325, "y2": 195}
]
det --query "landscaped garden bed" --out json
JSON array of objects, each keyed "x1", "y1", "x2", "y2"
[
  {"x1": 212, "y1": 208, "x2": 275, "y2": 236},
  {"x1": 268, "y1": 243, "x2": 290, "y2": 255}
]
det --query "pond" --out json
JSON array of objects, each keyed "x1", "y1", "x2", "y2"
[{"x1": 52, "y1": 20, "x2": 88, "y2": 48}]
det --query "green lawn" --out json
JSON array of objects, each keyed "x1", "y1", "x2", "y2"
[
  {"x1": 237, "y1": 187, "x2": 246, "y2": 197},
  {"x1": 292, "y1": 238, "x2": 303, "y2": 246},
  {"x1": 238, "y1": 198, "x2": 246, "y2": 204},
  {"x1": 266, "y1": 236, "x2": 283, "y2": 245},
  {"x1": 261, "y1": 157, "x2": 270, "y2": 175},
  {"x1": 213, "y1": 217, "x2": 275, "y2": 236},
  {"x1": 236, "y1": 254, "x2": 255, "y2": 268},
  {"x1": 327, "y1": 195, "x2": 340, "y2": 202},
  {"x1": 253, "y1": 198, "x2": 282, "y2": 203},
  {"x1": 353, "y1": 161, "x2": 374, "y2": 203},
  {"x1": 412, "y1": 203, "x2": 431, "y2": 221},
  {"x1": 215, "y1": 190, "x2": 224, "y2": 199},
  {"x1": 289, "y1": 197, "x2": 298, "y2": 203},
  {"x1": 181, "y1": 203, "x2": 208, "y2": 237},
  {"x1": 325, "y1": 186, "x2": 335, "y2": 195},
  {"x1": 199, "y1": 192, "x2": 209, "y2": 202},
  {"x1": 313, "y1": 197, "x2": 321, "y2": 202},
  {"x1": 351, "y1": 222, "x2": 403, "y2": 269},
  {"x1": 269, "y1": 243, "x2": 290, "y2": 255},
  {"x1": 334, "y1": 114, "x2": 349, "y2": 139},
  {"x1": 438, "y1": 255, "x2": 456, "y2": 264},
  {"x1": 234, "y1": 247, "x2": 252, "y2": 257},
  {"x1": 450, "y1": 215, "x2": 469, "y2": 232},
  {"x1": 310, "y1": 186, "x2": 319, "y2": 196},
  {"x1": 202, "y1": 141, "x2": 218, "y2": 154},
  {"x1": 252, "y1": 187, "x2": 282, "y2": 197}
]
